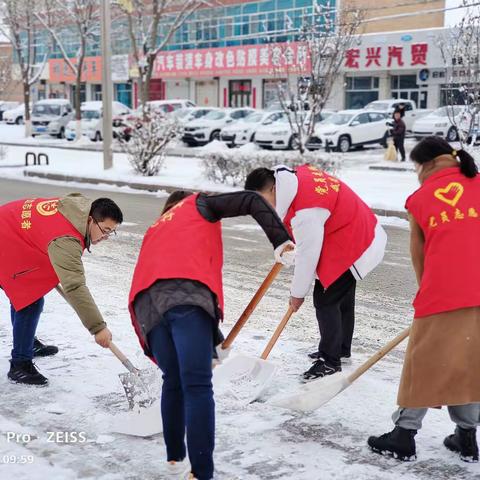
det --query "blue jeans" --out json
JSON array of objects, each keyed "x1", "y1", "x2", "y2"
[
  {"x1": 10, "y1": 297, "x2": 44, "y2": 362},
  {"x1": 148, "y1": 305, "x2": 215, "y2": 480}
]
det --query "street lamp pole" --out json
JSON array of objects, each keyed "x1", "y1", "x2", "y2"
[{"x1": 100, "y1": 0, "x2": 113, "y2": 170}]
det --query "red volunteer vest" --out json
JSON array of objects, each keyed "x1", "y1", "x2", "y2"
[
  {"x1": 406, "y1": 167, "x2": 480, "y2": 318},
  {"x1": 0, "y1": 197, "x2": 85, "y2": 310},
  {"x1": 128, "y1": 194, "x2": 224, "y2": 360},
  {"x1": 284, "y1": 165, "x2": 377, "y2": 289}
]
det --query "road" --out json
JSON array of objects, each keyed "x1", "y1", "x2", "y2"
[{"x1": 1, "y1": 178, "x2": 475, "y2": 480}]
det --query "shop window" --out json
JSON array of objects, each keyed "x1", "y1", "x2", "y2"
[
  {"x1": 440, "y1": 84, "x2": 465, "y2": 106},
  {"x1": 229, "y1": 80, "x2": 252, "y2": 107},
  {"x1": 263, "y1": 79, "x2": 287, "y2": 108},
  {"x1": 391, "y1": 75, "x2": 418, "y2": 90},
  {"x1": 92, "y1": 84, "x2": 102, "y2": 101},
  {"x1": 345, "y1": 76, "x2": 380, "y2": 109}
]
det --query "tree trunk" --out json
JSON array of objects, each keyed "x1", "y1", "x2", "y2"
[
  {"x1": 74, "y1": 74, "x2": 82, "y2": 142},
  {"x1": 23, "y1": 80, "x2": 31, "y2": 137}
]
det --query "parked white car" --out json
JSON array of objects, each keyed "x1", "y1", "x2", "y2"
[
  {"x1": 4, "y1": 103, "x2": 30, "y2": 124},
  {"x1": 308, "y1": 110, "x2": 389, "y2": 153},
  {"x1": 174, "y1": 107, "x2": 215, "y2": 124},
  {"x1": 0, "y1": 101, "x2": 20, "y2": 121},
  {"x1": 182, "y1": 108, "x2": 255, "y2": 146},
  {"x1": 65, "y1": 101, "x2": 131, "y2": 141},
  {"x1": 220, "y1": 110, "x2": 285, "y2": 147},
  {"x1": 255, "y1": 110, "x2": 333, "y2": 150},
  {"x1": 31, "y1": 99, "x2": 73, "y2": 138},
  {"x1": 411, "y1": 106, "x2": 475, "y2": 142},
  {"x1": 364, "y1": 99, "x2": 431, "y2": 132},
  {"x1": 136, "y1": 99, "x2": 195, "y2": 116}
]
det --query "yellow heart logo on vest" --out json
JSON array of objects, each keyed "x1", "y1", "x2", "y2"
[{"x1": 434, "y1": 182, "x2": 464, "y2": 207}]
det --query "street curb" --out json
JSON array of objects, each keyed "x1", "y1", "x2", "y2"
[
  {"x1": 369, "y1": 165, "x2": 414, "y2": 172},
  {"x1": 23, "y1": 170, "x2": 196, "y2": 194},
  {"x1": 23, "y1": 170, "x2": 408, "y2": 220},
  {"x1": 0, "y1": 140, "x2": 202, "y2": 159}
]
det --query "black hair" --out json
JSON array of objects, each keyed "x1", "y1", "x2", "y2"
[
  {"x1": 161, "y1": 190, "x2": 192, "y2": 215},
  {"x1": 410, "y1": 136, "x2": 478, "y2": 179},
  {"x1": 244, "y1": 168, "x2": 276, "y2": 191},
  {"x1": 90, "y1": 198, "x2": 123, "y2": 223}
]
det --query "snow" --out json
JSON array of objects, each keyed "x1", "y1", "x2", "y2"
[
  {"x1": 0, "y1": 192, "x2": 478, "y2": 478},
  {"x1": 0, "y1": 124, "x2": 429, "y2": 212},
  {"x1": 198, "y1": 139, "x2": 231, "y2": 153}
]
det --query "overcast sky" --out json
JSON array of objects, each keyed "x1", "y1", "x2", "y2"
[{"x1": 444, "y1": 0, "x2": 476, "y2": 25}]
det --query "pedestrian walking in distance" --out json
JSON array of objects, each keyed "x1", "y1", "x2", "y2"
[{"x1": 392, "y1": 110, "x2": 407, "y2": 161}]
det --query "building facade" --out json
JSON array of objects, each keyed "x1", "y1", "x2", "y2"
[{"x1": 28, "y1": 0, "x2": 455, "y2": 111}]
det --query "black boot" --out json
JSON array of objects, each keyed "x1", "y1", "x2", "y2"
[
  {"x1": 303, "y1": 358, "x2": 341, "y2": 381},
  {"x1": 33, "y1": 337, "x2": 59, "y2": 357},
  {"x1": 368, "y1": 426, "x2": 417, "y2": 461},
  {"x1": 8, "y1": 360, "x2": 49, "y2": 386},
  {"x1": 444, "y1": 426, "x2": 479, "y2": 463}
]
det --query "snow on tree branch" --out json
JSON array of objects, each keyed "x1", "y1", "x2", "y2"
[
  {"x1": 271, "y1": 0, "x2": 364, "y2": 155},
  {"x1": 437, "y1": 0, "x2": 480, "y2": 147}
]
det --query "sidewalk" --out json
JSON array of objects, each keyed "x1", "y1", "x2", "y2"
[{"x1": 0, "y1": 142, "x2": 417, "y2": 219}]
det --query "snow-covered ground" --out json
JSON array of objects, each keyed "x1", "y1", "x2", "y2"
[
  {"x1": 0, "y1": 213, "x2": 477, "y2": 480},
  {"x1": 0, "y1": 122, "x2": 423, "y2": 212}
]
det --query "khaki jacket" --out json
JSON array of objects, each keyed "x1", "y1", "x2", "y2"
[{"x1": 47, "y1": 193, "x2": 106, "y2": 335}]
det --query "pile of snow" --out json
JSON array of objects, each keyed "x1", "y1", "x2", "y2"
[{"x1": 198, "y1": 139, "x2": 230, "y2": 153}]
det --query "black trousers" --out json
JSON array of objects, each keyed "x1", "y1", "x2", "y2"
[
  {"x1": 393, "y1": 136, "x2": 406, "y2": 161},
  {"x1": 313, "y1": 270, "x2": 356, "y2": 366}
]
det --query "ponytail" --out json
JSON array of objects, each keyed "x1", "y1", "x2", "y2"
[
  {"x1": 457, "y1": 149, "x2": 478, "y2": 178},
  {"x1": 411, "y1": 136, "x2": 478, "y2": 179}
]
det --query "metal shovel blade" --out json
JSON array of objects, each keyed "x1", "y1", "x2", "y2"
[
  {"x1": 118, "y1": 368, "x2": 160, "y2": 410},
  {"x1": 268, "y1": 372, "x2": 351, "y2": 412},
  {"x1": 110, "y1": 400, "x2": 163, "y2": 437},
  {"x1": 213, "y1": 354, "x2": 277, "y2": 403}
]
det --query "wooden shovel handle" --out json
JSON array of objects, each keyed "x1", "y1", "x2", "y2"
[
  {"x1": 221, "y1": 262, "x2": 283, "y2": 349},
  {"x1": 260, "y1": 306, "x2": 295, "y2": 360},
  {"x1": 347, "y1": 327, "x2": 410, "y2": 383},
  {"x1": 109, "y1": 342, "x2": 138, "y2": 373}
]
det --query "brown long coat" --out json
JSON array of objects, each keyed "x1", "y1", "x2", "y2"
[{"x1": 397, "y1": 307, "x2": 480, "y2": 408}]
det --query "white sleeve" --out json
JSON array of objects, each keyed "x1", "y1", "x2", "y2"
[{"x1": 290, "y1": 207, "x2": 330, "y2": 298}]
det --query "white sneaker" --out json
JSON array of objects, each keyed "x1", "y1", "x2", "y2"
[
  {"x1": 183, "y1": 473, "x2": 198, "y2": 480},
  {"x1": 165, "y1": 459, "x2": 190, "y2": 477}
]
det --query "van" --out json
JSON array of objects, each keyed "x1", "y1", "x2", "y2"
[
  {"x1": 65, "y1": 101, "x2": 131, "y2": 141},
  {"x1": 31, "y1": 99, "x2": 74, "y2": 138}
]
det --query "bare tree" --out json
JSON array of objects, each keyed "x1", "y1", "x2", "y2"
[
  {"x1": 438, "y1": 0, "x2": 480, "y2": 147},
  {"x1": 272, "y1": 0, "x2": 363, "y2": 154},
  {"x1": 0, "y1": 0, "x2": 51, "y2": 136},
  {"x1": 113, "y1": 0, "x2": 209, "y2": 118},
  {"x1": 120, "y1": 112, "x2": 181, "y2": 176},
  {"x1": 35, "y1": 0, "x2": 100, "y2": 141},
  {"x1": 0, "y1": 53, "x2": 16, "y2": 99}
]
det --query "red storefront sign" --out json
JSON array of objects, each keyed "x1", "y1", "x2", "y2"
[
  {"x1": 345, "y1": 43, "x2": 429, "y2": 70},
  {"x1": 153, "y1": 42, "x2": 310, "y2": 78},
  {"x1": 49, "y1": 57, "x2": 103, "y2": 83}
]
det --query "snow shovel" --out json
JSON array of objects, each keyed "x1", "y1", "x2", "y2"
[
  {"x1": 109, "y1": 342, "x2": 159, "y2": 411},
  {"x1": 269, "y1": 327, "x2": 410, "y2": 412},
  {"x1": 213, "y1": 306, "x2": 295, "y2": 403},
  {"x1": 54, "y1": 286, "x2": 158, "y2": 411},
  {"x1": 220, "y1": 261, "x2": 284, "y2": 351}
]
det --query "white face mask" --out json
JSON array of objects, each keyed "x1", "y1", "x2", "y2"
[{"x1": 414, "y1": 162, "x2": 424, "y2": 182}]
